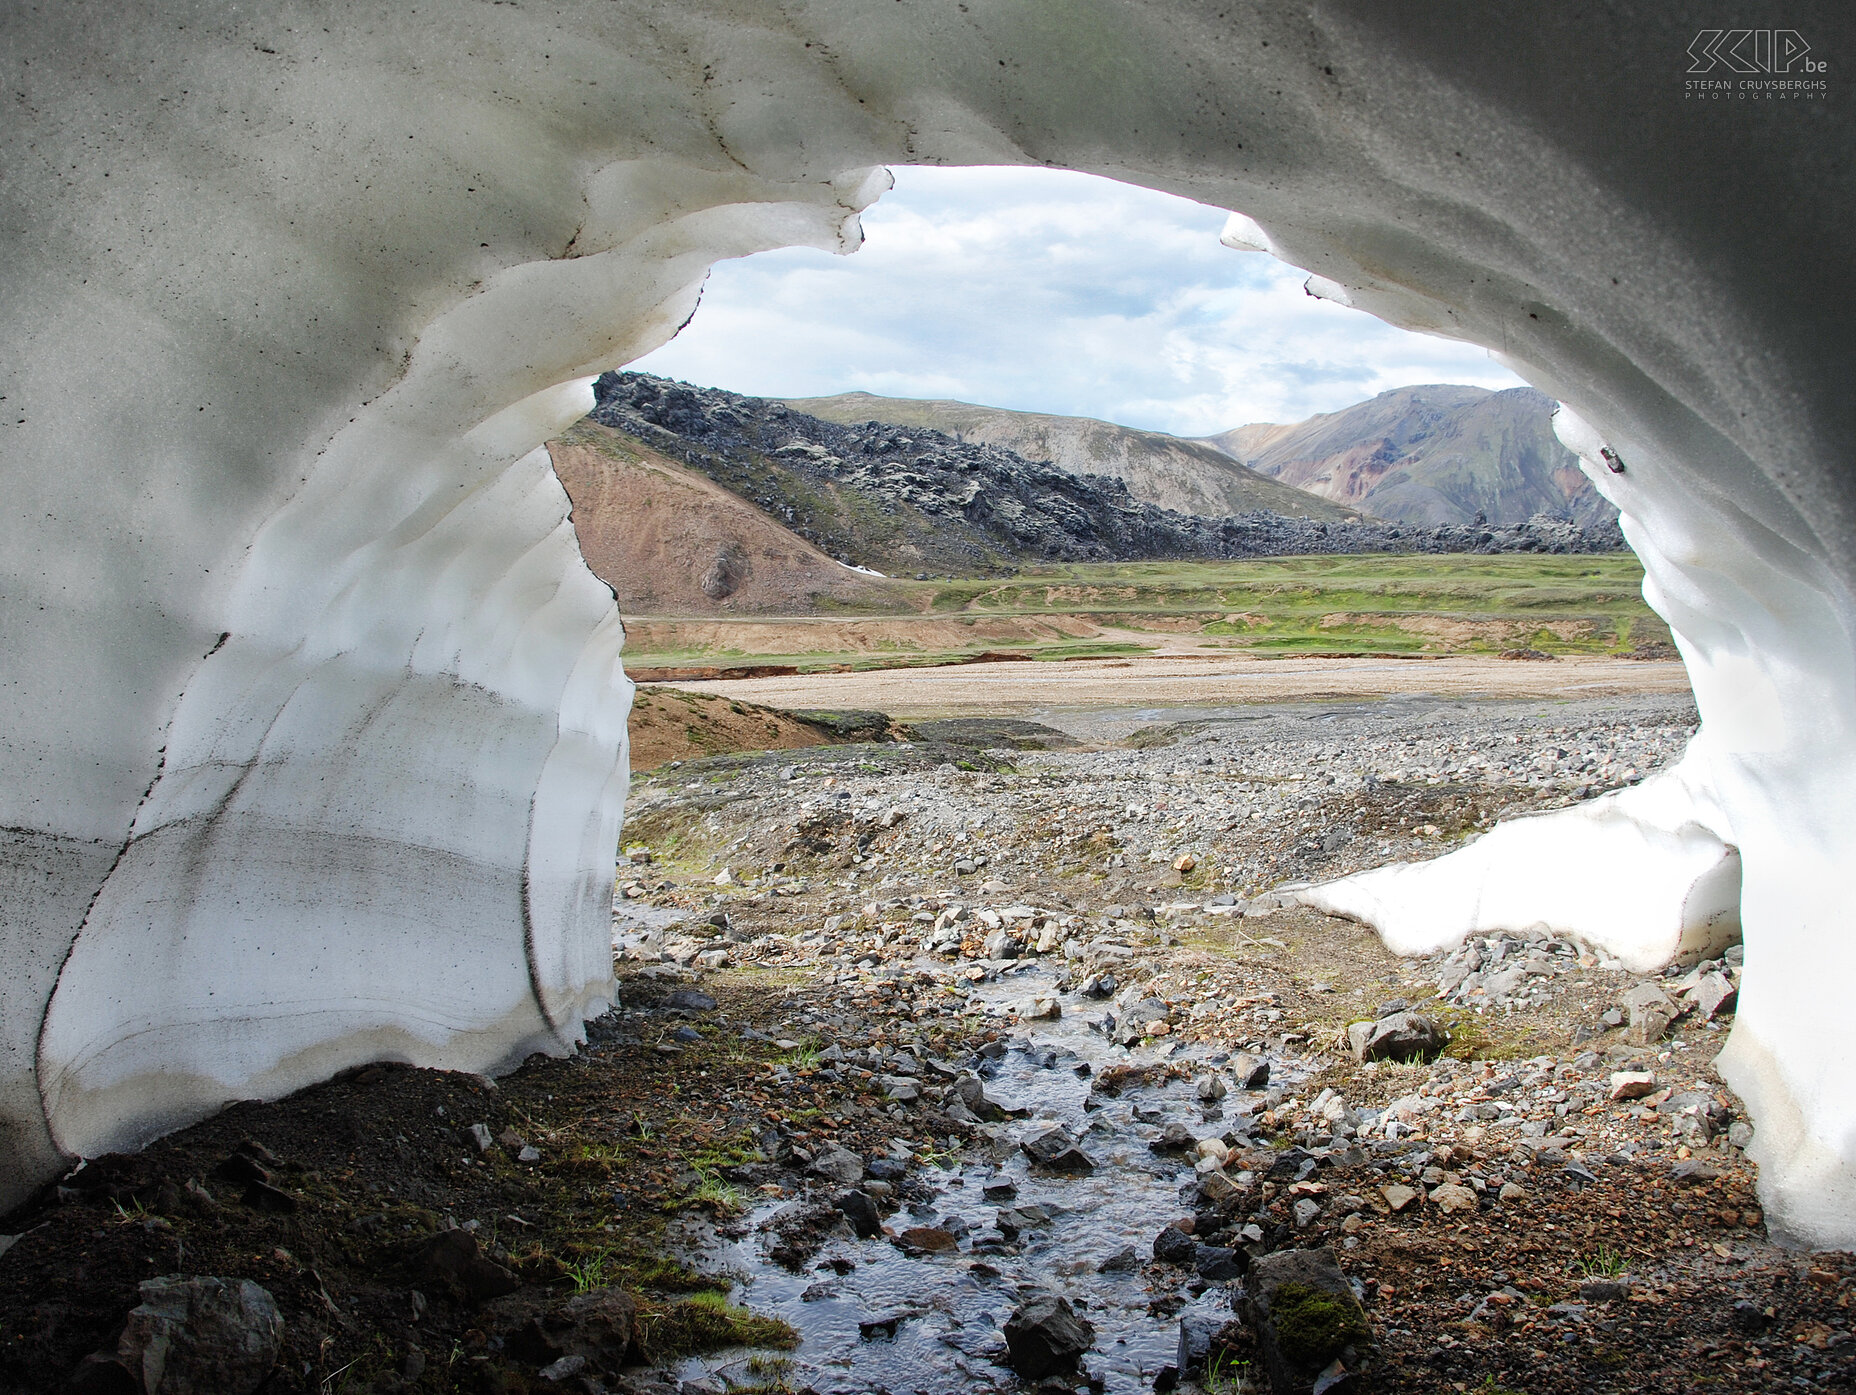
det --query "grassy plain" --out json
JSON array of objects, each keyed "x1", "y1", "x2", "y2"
[{"x1": 621, "y1": 553, "x2": 1667, "y2": 674}]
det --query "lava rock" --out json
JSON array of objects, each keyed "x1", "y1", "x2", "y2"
[
  {"x1": 833, "y1": 1189, "x2": 883, "y2": 1238},
  {"x1": 1196, "y1": 1245, "x2": 1245, "y2": 1280},
  {"x1": 808, "y1": 1144, "x2": 865, "y2": 1185},
  {"x1": 1243, "y1": 1248, "x2": 1376, "y2": 1395},
  {"x1": 108, "y1": 1276, "x2": 283, "y2": 1395},
  {"x1": 1021, "y1": 1125, "x2": 1095, "y2": 1172},
  {"x1": 496, "y1": 1287, "x2": 636, "y2": 1375},
  {"x1": 1002, "y1": 1292, "x2": 1095, "y2": 1379},
  {"x1": 406, "y1": 1228, "x2": 520, "y2": 1302},
  {"x1": 1154, "y1": 1223, "x2": 1199, "y2": 1265}
]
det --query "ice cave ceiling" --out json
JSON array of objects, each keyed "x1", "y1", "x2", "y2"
[{"x1": 1, "y1": 2, "x2": 1853, "y2": 1245}]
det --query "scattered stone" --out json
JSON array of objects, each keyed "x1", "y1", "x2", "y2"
[
  {"x1": 1380, "y1": 1184, "x2": 1418, "y2": 1213},
  {"x1": 1002, "y1": 1293, "x2": 1095, "y2": 1380},
  {"x1": 1579, "y1": 1279, "x2": 1629, "y2": 1303},
  {"x1": 1688, "y1": 971, "x2": 1738, "y2": 1020},
  {"x1": 1622, "y1": 981, "x2": 1681, "y2": 1045},
  {"x1": 808, "y1": 1145, "x2": 865, "y2": 1185},
  {"x1": 664, "y1": 988, "x2": 718, "y2": 1011},
  {"x1": 466, "y1": 1122, "x2": 494, "y2": 1153},
  {"x1": 1498, "y1": 1182, "x2": 1526, "y2": 1202},
  {"x1": 1428, "y1": 1183, "x2": 1478, "y2": 1215},
  {"x1": 1608, "y1": 1070, "x2": 1658, "y2": 1101}
]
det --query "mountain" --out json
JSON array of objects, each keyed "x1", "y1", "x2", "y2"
[
  {"x1": 547, "y1": 420, "x2": 898, "y2": 614},
  {"x1": 583, "y1": 373, "x2": 1623, "y2": 579},
  {"x1": 785, "y1": 390, "x2": 1339, "y2": 520},
  {"x1": 1204, "y1": 385, "x2": 1614, "y2": 528}
]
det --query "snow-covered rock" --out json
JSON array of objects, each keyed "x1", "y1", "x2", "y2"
[{"x1": 1, "y1": 3, "x2": 1850, "y2": 1245}]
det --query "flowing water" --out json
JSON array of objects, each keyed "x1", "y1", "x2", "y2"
[{"x1": 674, "y1": 965, "x2": 1318, "y2": 1394}]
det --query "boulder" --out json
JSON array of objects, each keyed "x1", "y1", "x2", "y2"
[
  {"x1": 1243, "y1": 1248, "x2": 1376, "y2": 1395},
  {"x1": 1348, "y1": 1012, "x2": 1446, "y2": 1063},
  {"x1": 111, "y1": 1276, "x2": 283, "y2": 1395}
]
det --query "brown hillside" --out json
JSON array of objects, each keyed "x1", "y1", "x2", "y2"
[{"x1": 548, "y1": 420, "x2": 900, "y2": 616}]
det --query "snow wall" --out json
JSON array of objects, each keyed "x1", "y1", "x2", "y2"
[{"x1": 3, "y1": 3, "x2": 1853, "y2": 1246}]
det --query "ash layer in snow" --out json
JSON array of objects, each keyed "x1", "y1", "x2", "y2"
[{"x1": 593, "y1": 373, "x2": 1625, "y2": 573}]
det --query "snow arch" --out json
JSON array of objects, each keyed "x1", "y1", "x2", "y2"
[{"x1": 2, "y1": 3, "x2": 1852, "y2": 1245}]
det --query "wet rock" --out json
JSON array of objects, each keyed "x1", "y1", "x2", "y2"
[
  {"x1": 953, "y1": 1075, "x2": 1014, "y2": 1122},
  {"x1": 895, "y1": 1226, "x2": 959, "y2": 1253},
  {"x1": 1021, "y1": 1125, "x2": 1095, "y2": 1173},
  {"x1": 407, "y1": 1228, "x2": 520, "y2": 1302},
  {"x1": 808, "y1": 1145, "x2": 865, "y2": 1184},
  {"x1": 1014, "y1": 994, "x2": 1061, "y2": 1021},
  {"x1": 1348, "y1": 1012, "x2": 1446, "y2": 1064},
  {"x1": 1151, "y1": 1123, "x2": 1197, "y2": 1154},
  {"x1": 1177, "y1": 1313, "x2": 1248, "y2": 1381},
  {"x1": 1231, "y1": 1053, "x2": 1271, "y2": 1089},
  {"x1": 1196, "y1": 1245, "x2": 1244, "y2": 1280},
  {"x1": 833, "y1": 1190, "x2": 882, "y2": 1239},
  {"x1": 1243, "y1": 1248, "x2": 1376, "y2": 1395},
  {"x1": 108, "y1": 1276, "x2": 283, "y2": 1395},
  {"x1": 1197, "y1": 1170, "x2": 1242, "y2": 1206},
  {"x1": 1002, "y1": 1292, "x2": 1095, "y2": 1379},
  {"x1": 1196, "y1": 1073, "x2": 1229, "y2": 1103},
  {"x1": 1154, "y1": 1223, "x2": 1199, "y2": 1265},
  {"x1": 1097, "y1": 1247, "x2": 1141, "y2": 1273}
]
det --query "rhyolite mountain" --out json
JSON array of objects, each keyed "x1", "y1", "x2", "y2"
[
  {"x1": 1207, "y1": 385, "x2": 1614, "y2": 528},
  {"x1": 586, "y1": 374, "x2": 1623, "y2": 577},
  {"x1": 792, "y1": 384, "x2": 1611, "y2": 529}
]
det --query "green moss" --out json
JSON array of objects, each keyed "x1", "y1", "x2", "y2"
[
  {"x1": 1267, "y1": 1281, "x2": 1371, "y2": 1367},
  {"x1": 634, "y1": 1290, "x2": 798, "y2": 1360}
]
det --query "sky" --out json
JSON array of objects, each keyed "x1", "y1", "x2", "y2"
[{"x1": 630, "y1": 166, "x2": 1527, "y2": 439}]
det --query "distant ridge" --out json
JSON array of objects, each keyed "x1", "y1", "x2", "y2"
[
  {"x1": 581, "y1": 373, "x2": 1624, "y2": 580},
  {"x1": 791, "y1": 384, "x2": 1614, "y2": 529},
  {"x1": 785, "y1": 390, "x2": 1343, "y2": 520},
  {"x1": 1203, "y1": 385, "x2": 1614, "y2": 528}
]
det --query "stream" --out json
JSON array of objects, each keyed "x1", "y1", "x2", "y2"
[{"x1": 671, "y1": 965, "x2": 1319, "y2": 1394}]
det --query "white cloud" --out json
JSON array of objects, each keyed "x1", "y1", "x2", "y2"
[{"x1": 629, "y1": 166, "x2": 1526, "y2": 437}]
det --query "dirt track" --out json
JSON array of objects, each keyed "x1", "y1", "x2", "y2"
[{"x1": 651, "y1": 652, "x2": 1692, "y2": 722}]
